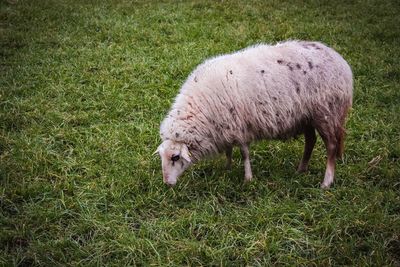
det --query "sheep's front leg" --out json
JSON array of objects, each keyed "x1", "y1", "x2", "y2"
[
  {"x1": 240, "y1": 144, "x2": 253, "y2": 182},
  {"x1": 225, "y1": 146, "x2": 233, "y2": 169}
]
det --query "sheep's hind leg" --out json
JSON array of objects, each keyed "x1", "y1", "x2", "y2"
[
  {"x1": 321, "y1": 142, "x2": 336, "y2": 189},
  {"x1": 297, "y1": 125, "x2": 317, "y2": 173},
  {"x1": 315, "y1": 124, "x2": 338, "y2": 189},
  {"x1": 320, "y1": 106, "x2": 350, "y2": 187},
  {"x1": 240, "y1": 144, "x2": 253, "y2": 182},
  {"x1": 225, "y1": 146, "x2": 233, "y2": 169}
]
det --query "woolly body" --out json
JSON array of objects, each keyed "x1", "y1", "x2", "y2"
[{"x1": 159, "y1": 40, "x2": 353, "y2": 187}]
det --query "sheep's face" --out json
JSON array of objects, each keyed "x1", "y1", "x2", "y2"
[{"x1": 155, "y1": 140, "x2": 192, "y2": 186}]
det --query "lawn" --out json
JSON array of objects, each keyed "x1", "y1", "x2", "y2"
[{"x1": 1, "y1": 0, "x2": 399, "y2": 265}]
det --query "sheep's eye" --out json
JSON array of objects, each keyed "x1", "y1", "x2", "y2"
[{"x1": 171, "y1": 155, "x2": 180, "y2": 162}]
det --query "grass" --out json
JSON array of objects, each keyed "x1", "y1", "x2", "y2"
[{"x1": 1, "y1": 0, "x2": 399, "y2": 265}]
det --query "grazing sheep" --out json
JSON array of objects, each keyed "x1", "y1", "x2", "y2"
[{"x1": 155, "y1": 40, "x2": 353, "y2": 188}]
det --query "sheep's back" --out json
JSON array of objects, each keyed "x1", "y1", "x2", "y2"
[{"x1": 177, "y1": 41, "x2": 353, "y2": 145}]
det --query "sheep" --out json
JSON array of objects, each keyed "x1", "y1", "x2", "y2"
[{"x1": 155, "y1": 40, "x2": 353, "y2": 188}]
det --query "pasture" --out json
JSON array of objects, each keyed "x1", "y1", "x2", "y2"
[{"x1": 1, "y1": 0, "x2": 399, "y2": 265}]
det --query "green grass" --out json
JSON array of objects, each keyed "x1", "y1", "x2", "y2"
[{"x1": 1, "y1": 0, "x2": 399, "y2": 265}]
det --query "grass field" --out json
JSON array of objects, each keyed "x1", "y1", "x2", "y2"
[{"x1": 1, "y1": 0, "x2": 400, "y2": 265}]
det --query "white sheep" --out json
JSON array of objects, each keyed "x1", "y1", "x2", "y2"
[{"x1": 155, "y1": 40, "x2": 353, "y2": 188}]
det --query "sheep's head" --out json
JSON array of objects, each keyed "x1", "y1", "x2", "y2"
[{"x1": 155, "y1": 140, "x2": 192, "y2": 186}]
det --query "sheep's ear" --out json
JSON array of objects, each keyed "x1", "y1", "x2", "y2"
[
  {"x1": 152, "y1": 144, "x2": 162, "y2": 156},
  {"x1": 181, "y1": 144, "x2": 191, "y2": 162}
]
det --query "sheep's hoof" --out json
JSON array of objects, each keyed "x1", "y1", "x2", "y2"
[
  {"x1": 296, "y1": 163, "x2": 308, "y2": 173},
  {"x1": 244, "y1": 176, "x2": 253, "y2": 182},
  {"x1": 296, "y1": 167, "x2": 308, "y2": 173},
  {"x1": 320, "y1": 182, "x2": 331, "y2": 189}
]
